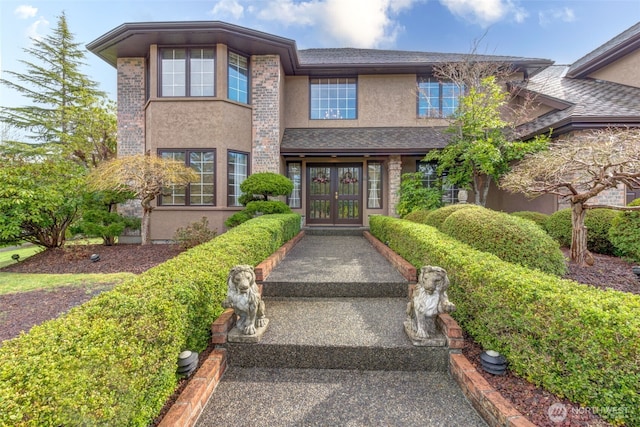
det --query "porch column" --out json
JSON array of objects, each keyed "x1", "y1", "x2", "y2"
[{"x1": 388, "y1": 155, "x2": 402, "y2": 217}]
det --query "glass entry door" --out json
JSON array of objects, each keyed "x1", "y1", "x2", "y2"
[{"x1": 307, "y1": 164, "x2": 362, "y2": 225}]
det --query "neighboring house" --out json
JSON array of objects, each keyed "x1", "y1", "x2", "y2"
[
  {"x1": 87, "y1": 20, "x2": 638, "y2": 241},
  {"x1": 491, "y1": 21, "x2": 640, "y2": 213}
]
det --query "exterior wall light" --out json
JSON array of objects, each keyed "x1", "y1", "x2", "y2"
[{"x1": 480, "y1": 350, "x2": 507, "y2": 375}]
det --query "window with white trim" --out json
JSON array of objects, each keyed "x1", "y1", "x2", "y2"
[{"x1": 287, "y1": 162, "x2": 302, "y2": 208}]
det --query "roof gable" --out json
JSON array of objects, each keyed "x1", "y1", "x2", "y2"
[{"x1": 567, "y1": 21, "x2": 640, "y2": 78}]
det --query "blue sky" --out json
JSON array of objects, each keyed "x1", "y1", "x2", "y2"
[{"x1": 1, "y1": 0, "x2": 639, "y2": 107}]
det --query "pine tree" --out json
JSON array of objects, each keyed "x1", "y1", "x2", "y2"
[{"x1": 0, "y1": 12, "x2": 115, "y2": 165}]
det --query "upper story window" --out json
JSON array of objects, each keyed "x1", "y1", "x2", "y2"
[
  {"x1": 417, "y1": 78, "x2": 463, "y2": 118},
  {"x1": 310, "y1": 78, "x2": 357, "y2": 120},
  {"x1": 160, "y1": 48, "x2": 215, "y2": 97},
  {"x1": 228, "y1": 52, "x2": 249, "y2": 104}
]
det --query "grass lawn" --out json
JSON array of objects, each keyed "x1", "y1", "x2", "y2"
[
  {"x1": 0, "y1": 272, "x2": 135, "y2": 295},
  {"x1": 0, "y1": 245, "x2": 43, "y2": 269}
]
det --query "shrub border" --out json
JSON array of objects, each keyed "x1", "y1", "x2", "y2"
[
  {"x1": 364, "y1": 231, "x2": 535, "y2": 427},
  {"x1": 159, "y1": 230, "x2": 306, "y2": 427},
  {"x1": 161, "y1": 229, "x2": 535, "y2": 427}
]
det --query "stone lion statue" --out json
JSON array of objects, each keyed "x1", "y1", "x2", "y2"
[
  {"x1": 223, "y1": 265, "x2": 267, "y2": 335},
  {"x1": 405, "y1": 266, "x2": 455, "y2": 340}
]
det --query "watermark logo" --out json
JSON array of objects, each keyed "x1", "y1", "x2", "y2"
[{"x1": 548, "y1": 402, "x2": 567, "y2": 423}]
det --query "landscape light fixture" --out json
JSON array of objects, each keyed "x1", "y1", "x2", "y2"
[
  {"x1": 480, "y1": 350, "x2": 507, "y2": 375},
  {"x1": 177, "y1": 350, "x2": 199, "y2": 377},
  {"x1": 90, "y1": 254, "x2": 100, "y2": 262},
  {"x1": 11, "y1": 254, "x2": 20, "y2": 262},
  {"x1": 632, "y1": 266, "x2": 640, "y2": 280}
]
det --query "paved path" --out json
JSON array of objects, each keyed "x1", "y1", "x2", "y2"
[{"x1": 196, "y1": 232, "x2": 486, "y2": 427}]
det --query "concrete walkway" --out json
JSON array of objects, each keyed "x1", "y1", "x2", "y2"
[{"x1": 196, "y1": 231, "x2": 486, "y2": 427}]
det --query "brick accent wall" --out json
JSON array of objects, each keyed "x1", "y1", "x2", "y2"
[
  {"x1": 558, "y1": 184, "x2": 626, "y2": 210},
  {"x1": 116, "y1": 58, "x2": 146, "y2": 220},
  {"x1": 251, "y1": 55, "x2": 281, "y2": 173},
  {"x1": 388, "y1": 155, "x2": 402, "y2": 217}
]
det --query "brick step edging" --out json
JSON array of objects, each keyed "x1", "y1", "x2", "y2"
[{"x1": 363, "y1": 230, "x2": 535, "y2": 427}]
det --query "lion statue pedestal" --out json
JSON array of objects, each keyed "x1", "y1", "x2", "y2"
[
  {"x1": 404, "y1": 266, "x2": 455, "y2": 347},
  {"x1": 223, "y1": 265, "x2": 269, "y2": 343}
]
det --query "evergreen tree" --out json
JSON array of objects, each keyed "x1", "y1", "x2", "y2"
[{"x1": 0, "y1": 12, "x2": 115, "y2": 164}]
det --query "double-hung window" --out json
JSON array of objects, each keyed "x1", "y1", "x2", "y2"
[
  {"x1": 310, "y1": 78, "x2": 357, "y2": 119},
  {"x1": 228, "y1": 52, "x2": 249, "y2": 104},
  {"x1": 160, "y1": 47, "x2": 215, "y2": 97},
  {"x1": 417, "y1": 78, "x2": 463, "y2": 118},
  {"x1": 159, "y1": 150, "x2": 215, "y2": 206},
  {"x1": 228, "y1": 151, "x2": 249, "y2": 206}
]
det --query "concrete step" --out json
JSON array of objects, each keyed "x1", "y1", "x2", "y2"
[
  {"x1": 262, "y1": 235, "x2": 410, "y2": 298},
  {"x1": 225, "y1": 298, "x2": 449, "y2": 372},
  {"x1": 262, "y1": 281, "x2": 409, "y2": 298},
  {"x1": 195, "y1": 367, "x2": 487, "y2": 427},
  {"x1": 302, "y1": 227, "x2": 368, "y2": 236}
]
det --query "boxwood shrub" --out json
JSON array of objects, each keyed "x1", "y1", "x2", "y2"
[
  {"x1": 545, "y1": 208, "x2": 618, "y2": 255},
  {"x1": 421, "y1": 203, "x2": 482, "y2": 229},
  {"x1": 440, "y1": 206, "x2": 566, "y2": 276},
  {"x1": 370, "y1": 215, "x2": 639, "y2": 426},
  {"x1": 0, "y1": 213, "x2": 300, "y2": 426},
  {"x1": 609, "y1": 198, "x2": 640, "y2": 262},
  {"x1": 402, "y1": 208, "x2": 433, "y2": 224},
  {"x1": 510, "y1": 210, "x2": 549, "y2": 229}
]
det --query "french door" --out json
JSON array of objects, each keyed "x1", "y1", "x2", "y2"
[{"x1": 307, "y1": 164, "x2": 362, "y2": 225}]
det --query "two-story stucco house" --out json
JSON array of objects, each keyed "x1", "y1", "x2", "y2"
[{"x1": 87, "y1": 21, "x2": 640, "y2": 242}]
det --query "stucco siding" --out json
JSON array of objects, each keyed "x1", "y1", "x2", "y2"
[{"x1": 589, "y1": 49, "x2": 640, "y2": 88}]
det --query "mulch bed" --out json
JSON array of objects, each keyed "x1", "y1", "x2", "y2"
[{"x1": 1, "y1": 243, "x2": 638, "y2": 426}]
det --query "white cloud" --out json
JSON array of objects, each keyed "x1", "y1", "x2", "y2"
[
  {"x1": 209, "y1": 0, "x2": 245, "y2": 20},
  {"x1": 538, "y1": 7, "x2": 575, "y2": 27},
  {"x1": 439, "y1": 0, "x2": 528, "y2": 27},
  {"x1": 14, "y1": 5, "x2": 37, "y2": 19},
  {"x1": 210, "y1": 0, "x2": 419, "y2": 48},
  {"x1": 26, "y1": 16, "x2": 49, "y2": 41}
]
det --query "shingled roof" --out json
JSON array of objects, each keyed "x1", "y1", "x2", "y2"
[
  {"x1": 281, "y1": 127, "x2": 449, "y2": 155},
  {"x1": 515, "y1": 65, "x2": 640, "y2": 139},
  {"x1": 568, "y1": 21, "x2": 640, "y2": 78}
]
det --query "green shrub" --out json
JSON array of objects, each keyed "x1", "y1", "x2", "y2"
[
  {"x1": 403, "y1": 209, "x2": 433, "y2": 224},
  {"x1": 224, "y1": 211, "x2": 253, "y2": 228},
  {"x1": 510, "y1": 211, "x2": 548, "y2": 229},
  {"x1": 609, "y1": 198, "x2": 640, "y2": 262},
  {"x1": 173, "y1": 217, "x2": 217, "y2": 249},
  {"x1": 240, "y1": 172, "x2": 294, "y2": 201},
  {"x1": 440, "y1": 206, "x2": 566, "y2": 275},
  {"x1": 245, "y1": 200, "x2": 292, "y2": 216},
  {"x1": 370, "y1": 216, "x2": 640, "y2": 426},
  {"x1": 396, "y1": 172, "x2": 443, "y2": 217},
  {"x1": 545, "y1": 208, "x2": 618, "y2": 254},
  {"x1": 0, "y1": 214, "x2": 301, "y2": 426},
  {"x1": 421, "y1": 203, "x2": 482, "y2": 230}
]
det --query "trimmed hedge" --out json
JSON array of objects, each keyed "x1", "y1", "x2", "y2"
[
  {"x1": 545, "y1": 208, "x2": 618, "y2": 255},
  {"x1": 0, "y1": 214, "x2": 301, "y2": 426},
  {"x1": 510, "y1": 210, "x2": 549, "y2": 229},
  {"x1": 609, "y1": 198, "x2": 640, "y2": 262},
  {"x1": 370, "y1": 216, "x2": 639, "y2": 426},
  {"x1": 440, "y1": 206, "x2": 566, "y2": 276},
  {"x1": 421, "y1": 203, "x2": 482, "y2": 229},
  {"x1": 403, "y1": 208, "x2": 433, "y2": 224}
]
